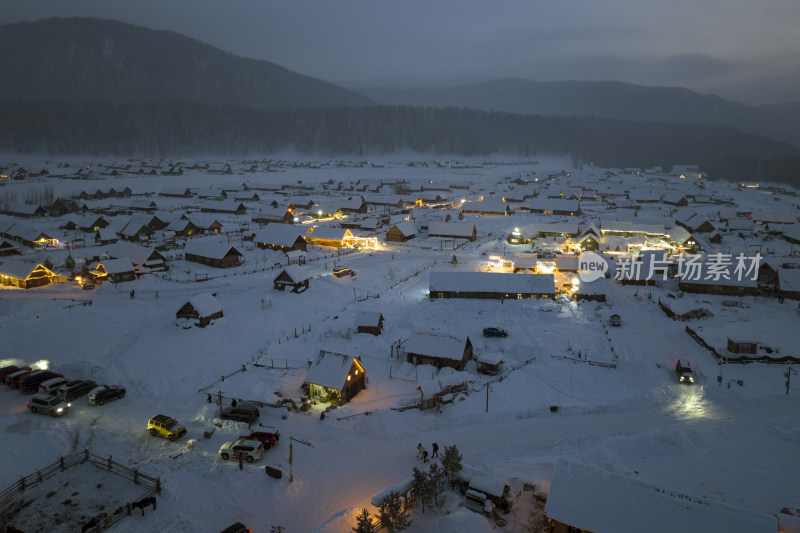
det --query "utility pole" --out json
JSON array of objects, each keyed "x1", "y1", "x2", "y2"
[
  {"x1": 485, "y1": 384, "x2": 492, "y2": 413},
  {"x1": 217, "y1": 390, "x2": 223, "y2": 417},
  {"x1": 289, "y1": 436, "x2": 313, "y2": 482}
]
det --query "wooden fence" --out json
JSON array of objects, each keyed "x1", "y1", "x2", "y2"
[
  {"x1": 685, "y1": 325, "x2": 800, "y2": 364},
  {"x1": 0, "y1": 449, "x2": 160, "y2": 531}
]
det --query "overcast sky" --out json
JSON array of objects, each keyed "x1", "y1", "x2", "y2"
[{"x1": 3, "y1": 0, "x2": 799, "y2": 105}]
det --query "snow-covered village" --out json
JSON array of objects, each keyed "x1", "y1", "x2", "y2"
[
  {"x1": 0, "y1": 155, "x2": 799, "y2": 532},
  {"x1": 3, "y1": 3, "x2": 800, "y2": 532}
]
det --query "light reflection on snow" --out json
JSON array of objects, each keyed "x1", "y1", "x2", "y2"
[{"x1": 667, "y1": 387, "x2": 719, "y2": 420}]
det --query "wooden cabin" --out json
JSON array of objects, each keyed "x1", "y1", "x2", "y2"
[
  {"x1": 355, "y1": 311, "x2": 384, "y2": 335},
  {"x1": 273, "y1": 265, "x2": 310, "y2": 292},
  {"x1": 304, "y1": 354, "x2": 366, "y2": 405},
  {"x1": 405, "y1": 332, "x2": 473, "y2": 370},
  {"x1": 184, "y1": 241, "x2": 244, "y2": 269},
  {"x1": 176, "y1": 293, "x2": 224, "y2": 327}
]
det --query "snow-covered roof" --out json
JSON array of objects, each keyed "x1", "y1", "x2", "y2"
[
  {"x1": 187, "y1": 293, "x2": 223, "y2": 317},
  {"x1": 544, "y1": 458, "x2": 777, "y2": 533},
  {"x1": 460, "y1": 199, "x2": 508, "y2": 213},
  {"x1": 0, "y1": 259, "x2": 45, "y2": 279},
  {"x1": 427, "y1": 222, "x2": 476, "y2": 238},
  {"x1": 252, "y1": 224, "x2": 305, "y2": 248},
  {"x1": 105, "y1": 242, "x2": 164, "y2": 266},
  {"x1": 477, "y1": 353, "x2": 503, "y2": 365},
  {"x1": 390, "y1": 221, "x2": 417, "y2": 237},
  {"x1": 576, "y1": 278, "x2": 606, "y2": 295},
  {"x1": 513, "y1": 253, "x2": 538, "y2": 268},
  {"x1": 98, "y1": 257, "x2": 135, "y2": 275},
  {"x1": 468, "y1": 472, "x2": 508, "y2": 498},
  {"x1": 307, "y1": 226, "x2": 351, "y2": 241},
  {"x1": 184, "y1": 240, "x2": 243, "y2": 260},
  {"x1": 305, "y1": 354, "x2": 362, "y2": 390},
  {"x1": 354, "y1": 311, "x2": 383, "y2": 328},
  {"x1": 429, "y1": 272, "x2": 555, "y2": 295},
  {"x1": 277, "y1": 265, "x2": 310, "y2": 283},
  {"x1": 405, "y1": 332, "x2": 469, "y2": 361},
  {"x1": 523, "y1": 198, "x2": 580, "y2": 212},
  {"x1": 371, "y1": 477, "x2": 414, "y2": 507}
]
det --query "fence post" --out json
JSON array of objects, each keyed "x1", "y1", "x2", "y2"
[
  {"x1": 20, "y1": 476, "x2": 25, "y2": 492},
  {"x1": 156, "y1": 477, "x2": 162, "y2": 494},
  {"x1": 60, "y1": 456, "x2": 65, "y2": 470},
  {"x1": 134, "y1": 469, "x2": 139, "y2": 485}
]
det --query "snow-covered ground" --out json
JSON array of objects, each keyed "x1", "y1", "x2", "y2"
[{"x1": 1, "y1": 156, "x2": 799, "y2": 532}]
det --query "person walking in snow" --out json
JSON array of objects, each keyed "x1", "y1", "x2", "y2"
[
  {"x1": 130, "y1": 290, "x2": 135, "y2": 299},
  {"x1": 432, "y1": 442, "x2": 439, "y2": 458},
  {"x1": 422, "y1": 449, "x2": 429, "y2": 463},
  {"x1": 417, "y1": 443, "x2": 423, "y2": 459}
]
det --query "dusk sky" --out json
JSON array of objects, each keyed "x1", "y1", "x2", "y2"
[{"x1": 3, "y1": 0, "x2": 799, "y2": 105}]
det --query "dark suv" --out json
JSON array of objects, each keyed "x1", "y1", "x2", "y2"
[
  {"x1": 57, "y1": 380, "x2": 98, "y2": 402},
  {"x1": 87, "y1": 385, "x2": 126, "y2": 406},
  {"x1": 676, "y1": 359, "x2": 695, "y2": 384},
  {"x1": 220, "y1": 404, "x2": 260, "y2": 424},
  {"x1": 20, "y1": 370, "x2": 62, "y2": 394}
]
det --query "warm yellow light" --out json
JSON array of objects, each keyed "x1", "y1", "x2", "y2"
[
  {"x1": 32, "y1": 359, "x2": 50, "y2": 370},
  {"x1": 347, "y1": 375, "x2": 351, "y2": 381},
  {"x1": 355, "y1": 370, "x2": 359, "y2": 375}
]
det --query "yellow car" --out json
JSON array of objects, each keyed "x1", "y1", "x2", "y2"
[{"x1": 148, "y1": 414, "x2": 187, "y2": 442}]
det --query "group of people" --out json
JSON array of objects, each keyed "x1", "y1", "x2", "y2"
[{"x1": 416, "y1": 442, "x2": 439, "y2": 463}]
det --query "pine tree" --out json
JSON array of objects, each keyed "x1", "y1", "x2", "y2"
[
  {"x1": 428, "y1": 462, "x2": 446, "y2": 507},
  {"x1": 412, "y1": 467, "x2": 431, "y2": 514},
  {"x1": 352, "y1": 508, "x2": 374, "y2": 533},
  {"x1": 378, "y1": 491, "x2": 411, "y2": 532},
  {"x1": 441, "y1": 444, "x2": 463, "y2": 482}
]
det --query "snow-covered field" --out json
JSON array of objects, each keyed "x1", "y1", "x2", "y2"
[{"x1": 1, "y1": 155, "x2": 799, "y2": 532}]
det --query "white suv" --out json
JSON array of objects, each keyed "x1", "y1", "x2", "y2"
[
  {"x1": 218, "y1": 439, "x2": 265, "y2": 463},
  {"x1": 27, "y1": 394, "x2": 71, "y2": 416}
]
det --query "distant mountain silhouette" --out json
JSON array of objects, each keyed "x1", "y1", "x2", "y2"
[
  {"x1": 0, "y1": 17, "x2": 372, "y2": 109},
  {"x1": 356, "y1": 79, "x2": 800, "y2": 149}
]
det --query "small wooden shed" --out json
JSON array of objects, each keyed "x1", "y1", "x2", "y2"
[
  {"x1": 273, "y1": 265, "x2": 310, "y2": 292},
  {"x1": 405, "y1": 332, "x2": 473, "y2": 370},
  {"x1": 355, "y1": 312, "x2": 384, "y2": 335},
  {"x1": 176, "y1": 293, "x2": 223, "y2": 327}
]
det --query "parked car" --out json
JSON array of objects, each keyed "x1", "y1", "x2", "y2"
[
  {"x1": 220, "y1": 524, "x2": 251, "y2": 533},
  {"x1": 610, "y1": 314, "x2": 622, "y2": 327},
  {"x1": 39, "y1": 377, "x2": 70, "y2": 395},
  {"x1": 5, "y1": 368, "x2": 33, "y2": 388},
  {"x1": 332, "y1": 266, "x2": 352, "y2": 278},
  {"x1": 483, "y1": 327, "x2": 509, "y2": 338},
  {"x1": 56, "y1": 380, "x2": 98, "y2": 402},
  {"x1": 87, "y1": 385, "x2": 126, "y2": 406},
  {"x1": 20, "y1": 370, "x2": 63, "y2": 394},
  {"x1": 218, "y1": 439, "x2": 264, "y2": 463},
  {"x1": 148, "y1": 414, "x2": 187, "y2": 442},
  {"x1": 27, "y1": 394, "x2": 71, "y2": 417},
  {"x1": 0, "y1": 365, "x2": 20, "y2": 382},
  {"x1": 240, "y1": 428, "x2": 280, "y2": 449},
  {"x1": 220, "y1": 404, "x2": 260, "y2": 424},
  {"x1": 676, "y1": 359, "x2": 695, "y2": 384}
]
